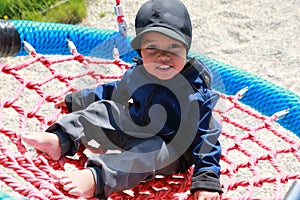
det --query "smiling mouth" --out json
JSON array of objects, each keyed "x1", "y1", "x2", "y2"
[{"x1": 157, "y1": 65, "x2": 172, "y2": 69}]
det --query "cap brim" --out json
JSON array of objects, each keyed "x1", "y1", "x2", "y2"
[{"x1": 131, "y1": 27, "x2": 188, "y2": 50}]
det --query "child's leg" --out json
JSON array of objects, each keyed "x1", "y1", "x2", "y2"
[
  {"x1": 20, "y1": 100, "x2": 125, "y2": 160},
  {"x1": 47, "y1": 135, "x2": 180, "y2": 199},
  {"x1": 20, "y1": 132, "x2": 62, "y2": 161},
  {"x1": 85, "y1": 136, "x2": 180, "y2": 199},
  {"x1": 20, "y1": 100, "x2": 180, "y2": 198}
]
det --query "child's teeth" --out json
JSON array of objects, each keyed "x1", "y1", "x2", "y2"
[{"x1": 159, "y1": 66, "x2": 170, "y2": 69}]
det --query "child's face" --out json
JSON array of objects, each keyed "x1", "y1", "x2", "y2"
[{"x1": 140, "y1": 32, "x2": 187, "y2": 80}]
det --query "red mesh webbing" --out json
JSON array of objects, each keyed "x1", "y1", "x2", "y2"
[{"x1": 0, "y1": 49, "x2": 299, "y2": 199}]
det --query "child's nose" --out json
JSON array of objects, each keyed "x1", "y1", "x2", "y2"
[{"x1": 157, "y1": 49, "x2": 171, "y2": 61}]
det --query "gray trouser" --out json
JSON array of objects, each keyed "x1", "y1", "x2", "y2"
[{"x1": 47, "y1": 100, "x2": 185, "y2": 199}]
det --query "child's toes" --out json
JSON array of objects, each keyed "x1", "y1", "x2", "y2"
[
  {"x1": 60, "y1": 177, "x2": 72, "y2": 185},
  {"x1": 68, "y1": 187, "x2": 83, "y2": 196},
  {"x1": 50, "y1": 171, "x2": 67, "y2": 180},
  {"x1": 19, "y1": 132, "x2": 35, "y2": 141},
  {"x1": 63, "y1": 182, "x2": 77, "y2": 192}
]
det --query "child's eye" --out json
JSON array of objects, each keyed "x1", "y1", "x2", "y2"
[
  {"x1": 168, "y1": 44, "x2": 185, "y2": 53},
  {"x1": 146, "y1": 45, "x2": 157, "y2": 50},
  {"x1": 169, "y1": 44, "x2": 180, "y2": 49}
]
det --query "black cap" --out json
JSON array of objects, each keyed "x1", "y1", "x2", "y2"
[{"x1": 131, "y1": 0, "x2": 192, "y2": 51}]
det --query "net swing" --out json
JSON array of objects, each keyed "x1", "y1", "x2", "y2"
[{"x1": 0, "y1": 2, "x2": 299, "y2": 199}]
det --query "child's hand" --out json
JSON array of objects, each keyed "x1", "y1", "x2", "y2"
[
  {"x1": 193, "y1": 190, "x2": 220, "y2": 200},
  {"x1": 54, "y1": 95, "x2": 68, "y2": 113}
]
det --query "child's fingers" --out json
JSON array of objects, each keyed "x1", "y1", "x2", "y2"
[
  {"x1": 54, "y1": 95, "x2": 67, "y2": 108},
  {"x1": 54, "y1": 100, "x2": 65, "y2": 108}
]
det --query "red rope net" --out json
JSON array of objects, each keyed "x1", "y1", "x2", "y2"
[{"x1": 0, "y1": 48, "x2": 299, "y2": 200}]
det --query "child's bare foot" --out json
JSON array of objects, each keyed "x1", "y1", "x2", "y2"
[
  {"x1": 51, "y1": 169, "x2": 96, "y2": 198},
  {"x1": 20, "y1": 132, "x2": 62, "y2": 161}
]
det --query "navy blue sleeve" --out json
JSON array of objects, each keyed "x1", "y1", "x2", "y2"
[
  {"x1": 190, "y1": 89, "x2": 223, "y2": 193},
  {"x1": 64, "y1": 66, "x2": 136, "y2": 112},
  {"x1": 65, "y1": 81, "x2": 119, "y2": 112}
]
